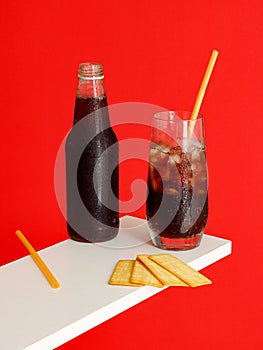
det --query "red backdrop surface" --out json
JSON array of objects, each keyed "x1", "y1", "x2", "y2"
[{"x1": 1, "y1": 0, "x2": 262, "y2": 349}]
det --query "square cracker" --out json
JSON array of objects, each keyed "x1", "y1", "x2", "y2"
[
  {"x1": 149, "y1": 254, "x2": 212, "y2": 287},
  {"x1": 109, "y1": 260, "x2": 141, "y2": 286},
  {"x1": 131, "y1": 259, "x2": 164, "y2": 288},
  {"x1": 137, "y1": 255, "x2": 187, "y2": 287}
]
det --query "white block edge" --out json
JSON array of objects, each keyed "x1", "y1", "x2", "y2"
[{"x1": 23, "y1": 240, "x2": 232, "y2": 350}]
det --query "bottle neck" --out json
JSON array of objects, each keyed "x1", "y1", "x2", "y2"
[
  {"x1": 74, "y1": 80, "x2": 109, "y2": 127},
  {"x1": 76, "y1": 78, "x2": 106, "y2": 99},
  {"x1": 73, "y1": 62, "x2": 110, "y2": 127}
]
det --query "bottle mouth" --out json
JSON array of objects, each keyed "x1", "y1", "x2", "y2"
[{"x1": 78, "y1": 62, "x2": 104, "y2": 80}]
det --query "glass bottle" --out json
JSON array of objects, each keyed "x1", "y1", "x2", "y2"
[{"x1": 66, "y1": 62, "x2": 119, "y2": 242}]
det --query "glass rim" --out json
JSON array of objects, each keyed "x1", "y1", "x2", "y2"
[{"x1": 153, "y1": 110, "x2": 204, "y2": 122}]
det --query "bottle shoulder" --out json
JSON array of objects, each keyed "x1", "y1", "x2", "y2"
[{"x1": 66, "y1": 126, "x2": 118, "y2": 157}]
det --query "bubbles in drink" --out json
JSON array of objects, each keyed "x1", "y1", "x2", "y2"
[{"x1": 146, "y1": 139, "x2": 208, "y2": 250}]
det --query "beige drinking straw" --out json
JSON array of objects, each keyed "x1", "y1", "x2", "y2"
[
  {"x1": 188, "y1": 49, "x2": 219, "y2": 138},
  {"x1": 16, "y1": 230, "x2": 60, "y2": 288}
]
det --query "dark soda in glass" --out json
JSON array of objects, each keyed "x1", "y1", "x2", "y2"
[{"x1": 146, "y1": 111, "x2": 208, "y2": 250}]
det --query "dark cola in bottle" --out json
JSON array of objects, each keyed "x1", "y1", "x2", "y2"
[{"x1": 66, "y1": 63, "x2": 119, "y2": 242}]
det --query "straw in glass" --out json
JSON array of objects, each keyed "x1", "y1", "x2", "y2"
[{"x1": 188, "y1": 49, "x2": 219, "y2": 138}]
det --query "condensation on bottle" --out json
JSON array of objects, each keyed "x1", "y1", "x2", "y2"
[{"x1": 66, "y1": 62, "x2": 119, "y2": 242}]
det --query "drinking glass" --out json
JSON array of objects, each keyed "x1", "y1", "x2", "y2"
[{"x1": 146, "y1": 111, "x2": 208, "y2": 250}]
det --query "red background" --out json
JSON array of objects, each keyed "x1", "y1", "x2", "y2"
[{"x1": 1, "y1": 1, "x2": 262, "y2": 349}]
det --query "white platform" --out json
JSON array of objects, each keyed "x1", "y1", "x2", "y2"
[{"x1": 0, "y1": 216, "x2": 231, "y2": 350}]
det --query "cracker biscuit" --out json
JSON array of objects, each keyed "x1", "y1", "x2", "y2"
[
  {"x1": 149, "y1": 254, "x2": 212, "y2": 287},
  {"x1": 137, "y1": 255, "x2": 187, "y2": 286},
  {"x1": 131, "y1": 259, "x2": 164, "y2": 288},
  {"x1": 109, "y1": 260, "x2": 141, "y2": 286}
]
